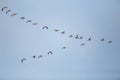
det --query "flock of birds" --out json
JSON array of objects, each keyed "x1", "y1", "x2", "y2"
[{"x1": 1, "y1": 6, "x2": 112, "y2": 63}]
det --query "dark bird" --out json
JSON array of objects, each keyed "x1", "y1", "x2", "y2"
[
  {"x1": 62, "y1": 46, "x2": 66, "y2": 49},
  {"x1": 21, "y1": 58, "x2": 26, "y2": 63},
  {"x1": 80, "y1": 43, "x2": 85, "y2": 46},
  {"x1": 6, "y1": 10, "x2": 11, "y2": 14},
  {"x1": 47, "y1": 51, "x2": 53, "y2": 55},
  {"x1": 21, "y1": 17, "x2": 25, "y2": 19},
  {"x1": 42, "y1": 26, "x2": 48, "y2": 29},
  {"x1": 1, "y1": 7, "x2": 8, "y2": 11},
  {"x1": 87, "y1": 37, "x2": 92, "y2": 41},
  {"x1": 108, "y1": 41, "x2": 112, "y2": 43},
  {"x1": 32, "y1": 23, "x2": 38, "y2": 25},
  {"x1": 75, "y1": 35, "x2": 79, "y2": 39},
  {"x1": 32, "y1": 56, "x2": 36, "y2": 58},
  {"x1": 61, "y1": 31, "x2": 65, "y2": 34},
  {"x1": 11, "y1": 13, "x2": 17, "y2": 16},
  {"x1": 26, "y1": 20, "x2": 32, "y2": 23},
  {"x1": 100, "y1": 38, "x2": 104, "y2": 41},
  {"x1": 54, "y1": 29, "x2": 59, "y2": 32},
  {"x1": 38, "y1": 55, "x2": 43, "y2": 58},
  {"x1": 69, "y1": 34, "x2": 73, "y2": 38},
  {"x1": 79, "y1": 36, "x2": 83, "y2": 39}
]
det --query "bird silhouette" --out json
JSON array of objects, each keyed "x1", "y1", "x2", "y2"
[
  {"x1": 79, "y1": 36, "x2": 83, "y2": 39},
  {"x1": 38, "y1": 55, "x2": 43, "y2": 58},
  {"x1": 6, "y1": 10, "x2": 11, "y2": 14},
  {"x1": 75, "y1": 35, "x2": 79, "y2": 39},
  {"x1": 61, "y1": 31, "x2": 65, "y2": 34},
  {"x1": 32, "y1": 23, "x2": 38, "y2": 25},
  {"x1": 62, "y1": 46, "x2": 66, "y2": 49},
  {"x1": 1, "y1": 7, "x2": 8, "y2": 11},
  {"x1": 80, "y1": 43, "x2": 85, "y2": 46},
  {"x1": 100, "y1": 38, "x2": 104, "y2": 41},
  {"x1": 26, "y1": 20, "x2": 32, "y2": 23},
  {"x1": 47, "y1": 51, "x2": 53, "y2": 55},
  {"x1": 11, "y1": 13, "x2": 17, "y2": 16},
  {"x1": 21, "y1": 58, "x2": 26, "y2": 63},
  {"x1": 42, "y1": 26, "x2": 48, "y2": 29},
  {"x1": 32, "y1": 56, "x2": 36, "y2": 58},
  {"x1": 87, "y1": 37, "x2": 92, "y2": 41},
  {"x1": 54, "y1": 29, "x2": 59, "y2": 32},
  {"x1": 21, "y1": 17, "x2": 25, "y2": 19},
  {"x1": 69, "y1": 34, "x2": 73, "y2": 38},
  {"x1": 108, "y1": 41, "x2": 112, "y2": 43}
]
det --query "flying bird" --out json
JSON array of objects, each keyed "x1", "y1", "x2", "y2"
[
  {"x1": 26, "y1": 20, "x2": 32, "y2": 23},
  {"x1": 32, "y1": 23, "x2": 38, "y2": 25},
  {"x1": 1, "y1": 7, "x2": 8, "y2": 11},
  {"x1": 75, "y1": 35, "x2": 79, "y2": 39},
  {"x1": 6, "y1": 10, "x2": 11, "y2": 14},
  {"x1": 32, "y1": 56, "x2": 36, "y2": 58},
  {"x1": 87, "y1": 37, "x2": 92, "y2": 41},
  {"x1": 80, "y1": 43, "x2": 85, "y2": 46},
  {"x1": 54, "y1": 29, "x2": 59, "y2": 32},
  {"x1": 21, "y1": 17, "x2": 25, "y2": 19},
  {"x1": 100, "y1": 38, "x2": 104, "y2": 41},
  {"x1": 21, "y1": 58, "x2": 26, "y2": 63},
  {"x1": 69, "y1": 34, "x2": 73, "y2": 38},
  {"x1": 47, "y1": 51, "x2": 53, "y2": 55},
  {"x1": 79, "y1": 36, "x2": 83, "y2": 39},
  {"x1": 42, "y1": 26, "x2": 48, "y2": 29},
  {"x1": 38, "y1": 55, "x2": 43, "y2": 58},
  {"x1": 108, "y1": 41, "x2": 112, "y2": 43},
  {"x1": 61, "y1": 31, "x2": 65, "y2": 34},
  {"x1": 11, "y1": 13, "x2": 17, "y2": 16},
  {"x1": 62, "y1": 46, "x2": 67, "y2": 49}
]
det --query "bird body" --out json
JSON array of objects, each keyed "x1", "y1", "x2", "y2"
[
  {"x1": 101, "y1": 38, "x2": 104, "y2": 41},
  {"x1": 61, "y1": 31, "x2": 65, "y2": 34},
  {"x1": 11, "y1": 13, "x2": 17, "y2": 16},
  {"x1": 42, "y1": 26, "x2": 48, "y2": 29},
  {"x1": 32, "y1": 23, "x2": 38, "y2": 25},
  {"x1": 6, "y1": 10, "x2": 11, "y2": 14},
  {"x1": 54, "y1": 29, "x2": 59, "y2": 32},
  {"x1": 69, "y1": 34, "x2": 73, "y2": 38},
  {"x1": 75, "y1": 35, "x2": 79, "y2": 39},
  {"x1": 26, "y1": 20, "x2": 32, "y2": 23},
  {"x1": 88, "y1": 37, "x2": 92, "y2": 41},
  {"x1": 79, "y1": 36, "x2": 83, "y2": 39},
  {"x1": 21, "y1": 58, "x2": 26, "y2": 63},
  {"x1": 38, "y1": 55, "x2": 43, "y2": 58},
  {"x1": 21, "y1": 17, "x2": 25, "y2": 19},
  {"x1": 48, "y1": 51, "x2": 53, "y2": 55},
  {"x1": 1, "y1": 7, "x2": 8, "y2": 11}
]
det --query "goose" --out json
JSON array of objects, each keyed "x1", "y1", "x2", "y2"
[
  {"x1": 11, "y1": 13, "x2": 17, "y2": 16},
  {"x1": 42, "y1": 26, "x2": 48, "y2": 29},
  {"x1": 1, "y1": 7, "x2": 8, "y2": 11},
  {"x1": 26, "y1": 20, "x2": 32, "y2": 23},
  {"x1": 47, "y1": 51, "x2": 53, "y2": 55},
  {"x1": 21, "y1": 58, "x2": 26, "y2": 63},
  {"x1": 87, "y1": 37, "x2": 92, "y2": 41},
  {"x1": 6, "y1": 10, "x2": 11, "y2": 14}
]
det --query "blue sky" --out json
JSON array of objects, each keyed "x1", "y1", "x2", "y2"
[{"x1": 0, "y1": 0, "x2": 120, "y2": 80}]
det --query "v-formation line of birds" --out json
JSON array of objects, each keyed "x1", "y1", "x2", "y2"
[{"x1": 1, "y1": 6, "x2": 112, "y2": 63}]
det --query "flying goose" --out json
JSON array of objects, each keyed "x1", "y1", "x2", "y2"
[
  {"x1": 79, "y1": 36, "x2": 83, "y2": 39},
  {"x1": 47, "y1": 51, "x2": 53, "y2": 55},
  {"x1": 1, "y1": 7, "x2": 8, "y2": 11},
  {"x1": 108, "y1": 41, "x2": 112, "y2": 43},
  {"x1": 69, "y1": 34, "x2": 73, "y2": 38},
  {"x1": 32, "y1": 23, "x2": 38, "y2": 25},
  {"x1": 80, "y1": 43, "x2": 85, "y2": 46},
  {"x1": 54, "y1": 29, "x2": 59, "y2": 32},
  {"x1": 21, "y1": 58, "x2": 26, "y2": 63},
  {"x1": 100, "y1": 38, "x2": 104, "y2": 41},
  {"x1": 11, "y1": 13, "x2": 17, "y2": 16},
  {"x1": 62, "y1": 46, "x2": 66, "y2": 49},
  {"x1": 61, "y1": 31, "x2": 65, "y2": 34},
  {"x1": 21, "y1": 17, "x2": 25, "y2": 19},
  {"x1": 38, "y1": 55, "x2": 43, "y2": 58},
  {"x1": 26, "y1": 20, "x2": 32, "y2": 23},
  {"x1": 75, "y1": 35, "x2": 79, "y2": 39},
  {"x1": 42, "y1": 26, "x2": 48, "y2": 29},
  {"x1": 6, "y1": 10, "x2": 11, "y2": 14},
  {"x1": 87, "y1": 37, "x2": 92, "y2": 41}
]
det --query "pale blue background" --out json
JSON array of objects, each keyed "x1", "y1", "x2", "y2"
[{"x1": 0, "y1": 0, "x2": 120, "y2": 80}]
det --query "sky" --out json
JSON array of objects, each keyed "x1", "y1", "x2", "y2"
[{"x1": 0, "y1": 0, "x2": 120, "y2": 80}]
